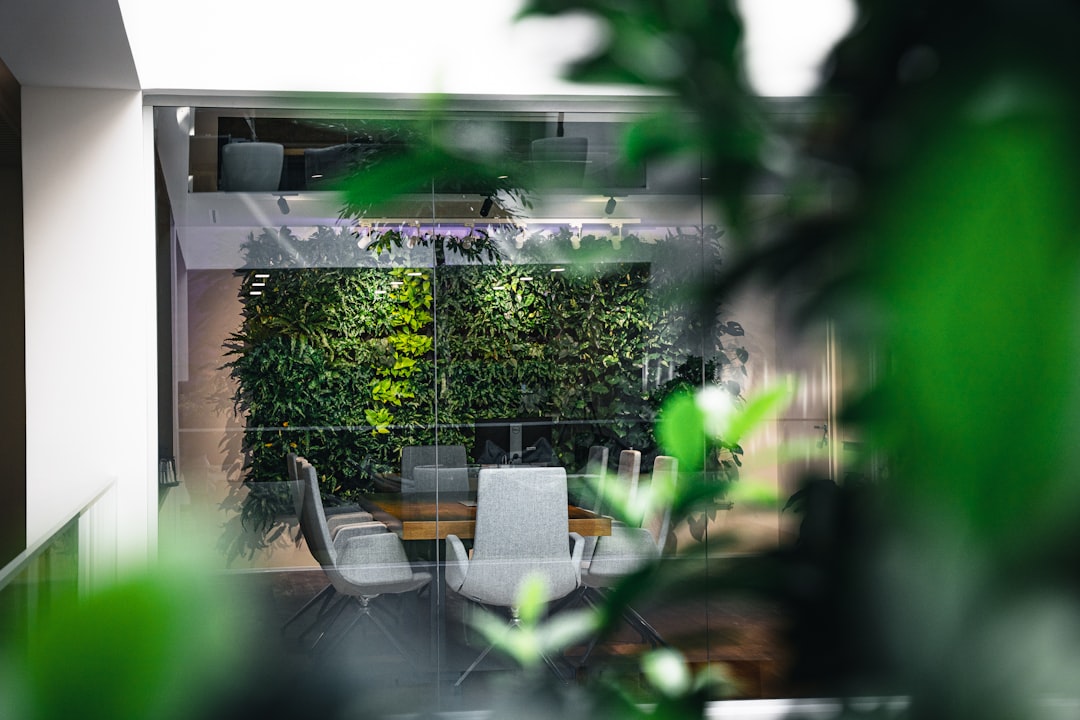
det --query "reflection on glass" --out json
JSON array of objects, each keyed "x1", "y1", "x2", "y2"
[{"x1": 155, "y1": 101, "x2": 825, "y2": 707}]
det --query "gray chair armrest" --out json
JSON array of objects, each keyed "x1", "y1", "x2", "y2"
[
  {"x1": 445, "y1": 533, "x2": 470, "y2": 592},
  {"x1": 568, "y1": 532, "x2": 585, "y2": 584},
  {"x1": 586, "y1": 526, "x2": 658, "y2": 581}
]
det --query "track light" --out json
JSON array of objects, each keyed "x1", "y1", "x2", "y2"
[
  {"x1": 356, "y1": 226, "x2": 372, "y2": 249},
  {"x1": 604, "y1": 196, "x2": 617, "y2": 215},
  {"x1": 277, "y1": 195, "x2": 290, "y2": 214},
  {"x1": 479, "y1": 196, "x2": 494, "y2": 217},
  {"x1": 610, "y1": 223, "x2": 623, "y2": 249}
]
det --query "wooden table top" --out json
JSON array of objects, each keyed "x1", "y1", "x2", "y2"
[{"x1": 357, "y1": 492, "x2": 611, "y2": 541}]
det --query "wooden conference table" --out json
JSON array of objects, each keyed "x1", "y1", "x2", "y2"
[{"x1": 356, "y1": 491, "x2": 612, "y2": 541}]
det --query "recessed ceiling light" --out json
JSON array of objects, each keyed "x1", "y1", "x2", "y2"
[
  {"x1": 249, "y1": 291, "x2": 263, "y2": 296},
  {"x1": 254, "y1": 273, "x2": 270, "y2": 278},
  {"x1": 520, "y1": 276, "x2": 533, "y2": 282},
  {"x1": 252, "y1": 282, "x2": 266, "y2": 287},
  {"x1": 550, "y1": 267, "x2": 565, "y2": 273}
]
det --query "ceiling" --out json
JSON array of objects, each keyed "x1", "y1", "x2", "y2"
[{"x1": 0, "y1": 0, "x2": 854, "y2": 97}]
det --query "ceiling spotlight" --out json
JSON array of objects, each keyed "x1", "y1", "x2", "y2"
[
  {"x1": 479, "y1": 196, "x2": 494, "y2": 217},
  {"x1": 604, "y1": 196, "x2": 617, "y2": 215},
  {"x1": 277, "y1": 195, "x2": 290, "y2": 214}
]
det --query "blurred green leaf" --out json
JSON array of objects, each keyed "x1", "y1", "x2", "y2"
[
  {"x1": 23, "y1": 565, "x2": 242, "y2": 720},
  {"x1": 642, "y1": 648, "x2": 692, "y2": 697},
  {"x1": 657, "y1": 390, "x2": 706, "y2": 473},
  {"x1": 516, "y1": 574, "x2": 548, "y2": 627},
  {"x1": 872, "y1": 74, "x2": 1080, "y2": 548},
  {"x1": 720, "y1": 380, "x2": 794, "y2": 446}
]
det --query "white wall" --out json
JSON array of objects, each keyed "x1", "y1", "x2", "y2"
[{"x1": 22, "y1": 86, "x2": 156, "y2": 568}]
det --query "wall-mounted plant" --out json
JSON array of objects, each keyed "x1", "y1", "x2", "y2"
[{"x1": 225, "y1": 225, "x2": 748, "y2": 554}]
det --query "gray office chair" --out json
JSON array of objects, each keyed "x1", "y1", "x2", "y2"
[
  {"x1": 581, "y1": 448, "x2": 640, "y2": 562},
  {"x1": 297, "y1": 462, "x2": 431, "y2": 662},
  {"x1": 282, "y1": 455, "x2": 384, "y2": 637},
  {"x1": 287, "y1": 453, "x2": 377, "y2": 537},
  {"x1": 406, "y1": 465, "x2": 470, "y2": 493},
  {"x1": 576, "y1": 455, "x2": 678, "y2": 665},
  {"x1": 401, "y1": 445, "x2": 468, "y2": 486},
  {"x1": 613, "y1": 448, "x2": 642, "y2": 516},
  {"x1": 445, "y1": 467, "x2": 584, "y2": 686},
  {"x1": 579, "y1": 445, "x2": 610, "y2": 562}
]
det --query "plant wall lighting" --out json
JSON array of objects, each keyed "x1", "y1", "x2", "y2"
[{"x1": 355, "y1": 225, "x2": 372, "y2": 249}]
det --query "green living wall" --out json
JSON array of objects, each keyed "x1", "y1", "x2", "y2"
[{"x1": 226, "y1": 225, "x2": 747, "y2": 536}]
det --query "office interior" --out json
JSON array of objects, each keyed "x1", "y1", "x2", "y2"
[{"x1": 0, "y1": 3, "x2": 863, "y2": 715}]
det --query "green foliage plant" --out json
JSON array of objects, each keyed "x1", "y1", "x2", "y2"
[
  {"x1": 517, "y1": 0, "x2": 1080, "y2": 715},
  {"x1": 225, "y1": 223, "x2": 749, "y2": 551}
]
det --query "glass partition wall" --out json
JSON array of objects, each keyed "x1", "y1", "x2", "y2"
[{"x1": 155, "y1": 99, "x2": 825, "y2": 707}]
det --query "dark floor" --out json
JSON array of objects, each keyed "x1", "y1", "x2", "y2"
[{"x1": 216, "y1": 564, "x2": 796, "y2": 713}]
